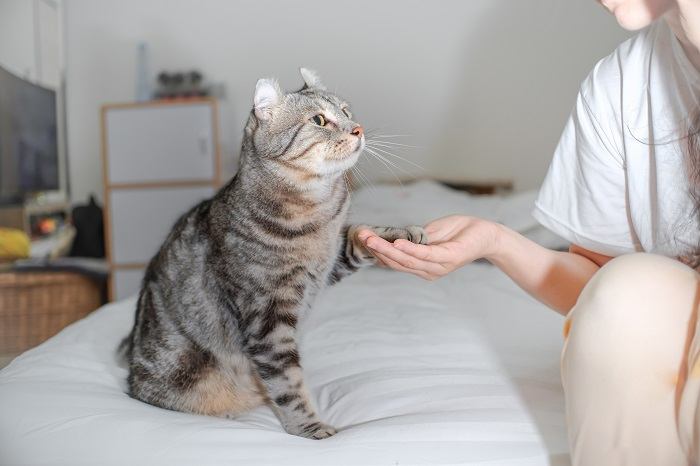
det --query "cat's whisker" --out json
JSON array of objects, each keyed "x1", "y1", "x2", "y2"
[
  {"x1": 366, "y1": 149, "x2": 412, "y2": 177},
  {"x1": 342, "y1": 171, "x2": 352, "y2": 193},
  {"x1": 366, "y1": 140, "x2": 421, "y2": 149},
  {"x1": 356, "y1": 165, "x2": 376, "y2": 189},
  {"x1": 366, "y1": 141, "x2": 420, "y2": 156},
  {"x1": 372, "y1": 154, "x2": 403, "y2": 188},
  {"x1": 364, "y1": 148, "x2": 416, "y2": 187},
  {"x1": 365, "y1": 134, "x2": 412, "y2": 139},
  {"x1": 363, "y1": 128, "x2": 413, "y2": 140},
  {"x1": 350, "y1": 165, "x2": 374, "y2": 192},
  {"x1": 347, "y1": 169, "x2": 364, "y2": 192},
  {"x1": 365, "y1": 149, "x2": 405, "y2": 187},
  {"x1": 365, "y1": 145, "x2": 426, "y2": 171}
]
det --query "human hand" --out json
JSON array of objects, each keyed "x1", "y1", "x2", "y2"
[{"x1": 357, "y1": 215, "x2": 501, "y2": 280}]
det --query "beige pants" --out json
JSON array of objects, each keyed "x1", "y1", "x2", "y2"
[{"x1": 563, "y1": 253, "x2": 700, "y2": 466}]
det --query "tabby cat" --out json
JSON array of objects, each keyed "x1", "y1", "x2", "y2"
[{"x1": 121, "y1": 68, "x2": 428, "y2": 439}]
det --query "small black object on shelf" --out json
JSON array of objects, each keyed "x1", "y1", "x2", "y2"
[{"x1": 154, "y1": 70, "x2": 210, "y2": 99}]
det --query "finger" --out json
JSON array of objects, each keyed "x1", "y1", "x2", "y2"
[
  {"x1": 372, "y1": 251, "x2": 432, "y2": 280},
  {"x1": 356, "y1": 229, "x2": 377, "y2": 243},
  {"x1": 393, "y1": 239, "x2": 452, "y2": 263},
  {"x1": 365, "y1": 235, "x2": 393, "y2": 251},
  {"x1": 366, "y1": 239, "x2": 446, "y2": 277}
]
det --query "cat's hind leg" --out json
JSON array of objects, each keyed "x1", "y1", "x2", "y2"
[
  {"x1": 179, "y1": 352, "x2": 267, "y2": 418},
  {"x1": 130, "y1": 341, "x2": 266, "y2": 418}
]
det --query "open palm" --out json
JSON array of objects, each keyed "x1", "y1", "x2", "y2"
[{"x1": 358, "y1": 215, "x2": 499, "y2": 280}]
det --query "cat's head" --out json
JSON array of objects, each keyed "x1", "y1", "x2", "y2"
[{"x1": 244, "y1": 68, "x2": 364, "y2": 183}]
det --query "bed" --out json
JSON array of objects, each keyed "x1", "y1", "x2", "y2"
[{"x1": 0, "y1": 181, "x2": 570, "y2": 466}]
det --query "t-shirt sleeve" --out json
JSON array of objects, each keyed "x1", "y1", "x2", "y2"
[{"x1": 533, "y1": 74, "x2": 638, "y2": 256}]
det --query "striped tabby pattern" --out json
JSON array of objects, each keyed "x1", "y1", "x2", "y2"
[{"x1": 122, "y1": 69, "x2": 427, "y2": 439}]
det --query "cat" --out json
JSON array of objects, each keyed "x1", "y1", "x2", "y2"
[{"x1": 121, "y1": 68, "x2": 428, "y2": 440}]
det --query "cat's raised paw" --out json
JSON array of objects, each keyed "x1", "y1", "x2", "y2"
[
  {"x1": 404, "y1": 226, "x2": 429, "y2": 245},
  {"x1": 373, "y1": 225, "x2": 428, "y2": 245}
]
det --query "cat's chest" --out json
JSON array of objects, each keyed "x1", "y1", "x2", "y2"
[
  {"x1": 304, "y1": 218, "x2": 345, "y2": 275},
  {"x1": 308, "y1": 223, "x2": 343, "y2": 263}
]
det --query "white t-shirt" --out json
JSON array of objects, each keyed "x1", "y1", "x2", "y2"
[{"x1": 534, "y1": 19, "x2": 700, "y2": 258}]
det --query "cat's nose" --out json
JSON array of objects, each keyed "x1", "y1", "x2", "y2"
[{"x1": 351, "y1": 126, "x2": 364, "y2": 138}]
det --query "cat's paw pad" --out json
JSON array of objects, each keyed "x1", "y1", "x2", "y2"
[
  {"x1": 370, "y1": 226, "x2": 428, "y2": 245},
  {"x1": 404, "y1": 226, "x2": 428, "y2": 245},
  {"x1": 298, "y1": 422, "x2": 337, "y2": 440}
]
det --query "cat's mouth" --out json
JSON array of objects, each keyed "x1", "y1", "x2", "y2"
[
  {"x1": 341, "y1": 138, "x2": 365, "y2": 163},
  {"x1": 326, "y1": 137, "x2": 364, "y2": 162},
  {"x1": 351, "y1": 136, "x2": 365, "y2": 156},
  {"x1": 323, "y1": 141, "x2": 363, "y2": 175}
]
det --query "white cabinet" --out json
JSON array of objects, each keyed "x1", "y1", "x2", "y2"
[
  {"x1": 102, "y1": 99, "x2": 221, "y2": 301},
  {"x1": 105, "y1": 104, "x2": 216, "y2": 184},
  {"x1": 109, "y1": 186, "x2": 214, "y2": 264}
]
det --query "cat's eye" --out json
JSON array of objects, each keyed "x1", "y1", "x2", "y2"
[
  {"x1": 311, "y1": 114, "x2": 326, "y2": 126},
  {"x1": 342, "y1": 108, "x2": 352, "y2": 118}
]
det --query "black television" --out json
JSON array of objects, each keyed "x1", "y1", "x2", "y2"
[{"x1": 0, "y1": 64, "x2": 59, "y2": 205}]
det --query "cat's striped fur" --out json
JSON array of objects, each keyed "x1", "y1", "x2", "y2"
[{"x1": 122, "y1": 69, "x2": 427, "y2": 439}]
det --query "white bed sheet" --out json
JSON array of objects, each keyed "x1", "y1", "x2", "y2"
[{"x1": 0, "y1": 181, "x2": 570, "y2": 466}]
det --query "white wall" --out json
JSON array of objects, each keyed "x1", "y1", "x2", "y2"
[
  {"x1": 64, "y1": 0, "x2": 630, "y2": 202},
  {"x1": 0, "y1": 0, "x2": 36, "y2": 81},
  {"x1": 0, "y1": 0, "x2": 62, "y2": 90}
]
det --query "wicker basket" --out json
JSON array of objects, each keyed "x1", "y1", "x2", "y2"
[{"x1": 0, "y1": 271, "x2": 103, "y2": 354}]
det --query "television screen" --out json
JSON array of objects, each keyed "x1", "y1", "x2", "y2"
[{"x1": 0, "y1": 64, "x2": 59, "y2": 205}]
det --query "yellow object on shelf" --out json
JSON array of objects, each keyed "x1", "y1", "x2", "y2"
[{"x1": 0, "y1": 228, "x2": 30, "y2": 260}]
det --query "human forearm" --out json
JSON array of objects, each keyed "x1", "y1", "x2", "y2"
[
  {"x1": 359, "y1": 215, "x2": 604, "y2": 314},
  {"x1": 486, "y1": 224, "x2": 601, "y2": 315}
]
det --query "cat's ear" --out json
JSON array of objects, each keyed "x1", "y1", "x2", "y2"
[
  {"x1": 254, "y1": 78, "x2": 283, "y2": 120},
  {"x1": 300, "y1": 67, "x2": 326, "y2": 91}
]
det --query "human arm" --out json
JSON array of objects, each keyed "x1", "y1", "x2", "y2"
[{"x1": 358, "y1": 216, "x2": 613, "y2": 315}]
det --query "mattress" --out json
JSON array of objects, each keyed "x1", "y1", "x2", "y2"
[{"x1": 0, "y1": 181, "x2": 570, "y2": 466}]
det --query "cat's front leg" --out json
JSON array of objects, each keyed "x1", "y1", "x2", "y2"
[
  {"x1": 244, "y1": 309, "x2": 335, "y2": 440},
  {"x1": 328, "y1": 224, "x2": 428, "y2": 283}
]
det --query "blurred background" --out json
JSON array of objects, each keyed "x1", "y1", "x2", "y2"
[
  {"x1": 0, "y1": 0, "x2": 629, "y2": 361},
  {"x1": 61, "y1": 0, "x2": 629, "y2": 196}
]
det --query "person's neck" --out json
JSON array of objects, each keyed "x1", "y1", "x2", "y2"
[{"x1": 665, "y1": 5, "x2": 700, "y2": 73}]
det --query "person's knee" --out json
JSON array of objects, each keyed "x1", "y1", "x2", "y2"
[
  {"x1": 575, "y1": 253, "x2": 697, "y2": 323},
  {"x1": 564, "y1": 253, "x2": 698, "y2": 368}
]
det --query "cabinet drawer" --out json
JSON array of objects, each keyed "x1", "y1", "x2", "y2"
[
  {"x1": 105, "y1": 103, "x2": 215, "y2": 184},
  {"x1": 109, "y1": 186, "x2": 214, "y2": 264}
]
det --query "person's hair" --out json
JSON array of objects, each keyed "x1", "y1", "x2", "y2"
[{"x1": 684, "y1": 110, "x2": 700, "y2": 268}]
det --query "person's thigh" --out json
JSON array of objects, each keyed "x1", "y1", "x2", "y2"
[
  {"x1": 562, "y1": 253, "x2": 699, "y2": 466},
  {"x1": 679, "y1": 290, "x2": 700, "y2": 464}
]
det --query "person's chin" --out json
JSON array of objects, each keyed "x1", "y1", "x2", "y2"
[{"x1": 614, "y1": 6, "x2": 655, "y2": 30}]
